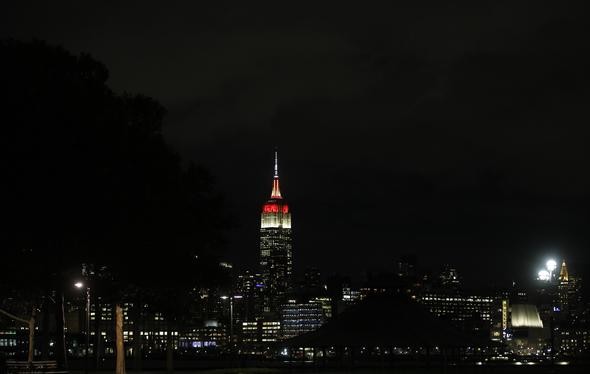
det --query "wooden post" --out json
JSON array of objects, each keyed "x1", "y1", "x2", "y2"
[
  {"x1": 115, "y1": 304, "x2": 125, "y2": 374},
  {"x1": 132, "y1": 303, "x2": 142, "y2": 371},
  {"x1": 166, "y1": 327, "x2": 174, "y2": 373},
  {"x1": 27, "y1": 310, "x2": 36, "y2": 364}
]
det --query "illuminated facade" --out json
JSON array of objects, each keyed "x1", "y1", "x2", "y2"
[
  {"x1": 557, "y1": 260, "x2": 582, "y2": 321},
  {"x1": 555, "y1": 259, "x2": 585, "y2": 355},
  {"x1": 235, "y1": 271, "x2": 264, "y2": 322},
  {"x1": 240, "y1": 320, "x2": 282, "y2": 345},
  {"x1": 280, "y1": 300, "x2": 325, "y2": 339},
  {"x1": 418, "y1": 292, "x2": 495, "y2": 335},
  {"x1": 177, "y1": 320, "x2": 228, "y2": 352},
  {"x1": 259, "y1": 151, "x2": 293, "y2": 314},
  {"x1": 310, "y1": 296, "x2": 333, "y2": 319}
]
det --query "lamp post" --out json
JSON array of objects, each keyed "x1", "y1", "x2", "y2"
[
  {"x1": 220, "y1": 295, "x2": 242, "y2": 351},
  {"x1": 75, "y1": 282, "x2": 90, "y2": 374}
]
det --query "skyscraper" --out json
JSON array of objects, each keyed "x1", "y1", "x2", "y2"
[
  {"x1": 259, "y1": 151, "x2": 293, "y2": 314},
  {"x1": 557, "y1": 259, "x2": 583, "y2": 321}
]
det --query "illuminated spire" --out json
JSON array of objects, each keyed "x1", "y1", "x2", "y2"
[
  {"x1": 270, "y1": 149, "x2": 282, "y2": 199},
  {"x1": 559, "y1": 260, "x2": 569, "y2": 282},
  {"x1": 274, "y1": 150, "x2": 279, "y2": 178}
]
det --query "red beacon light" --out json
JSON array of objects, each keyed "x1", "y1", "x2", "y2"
[{"x1": 262, "y1": 203, "x2": 289, "y2": 214}]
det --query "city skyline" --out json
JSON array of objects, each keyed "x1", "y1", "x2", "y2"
[
  {"x1": 228, "y1": 149, "x2": 589, "y2": 289},
  {"x1": 3, "y1": 2, "x2": 590, "y2": 286},
  {"x1": 2, "y1": 2, "x2": 590, "y2": 369}
]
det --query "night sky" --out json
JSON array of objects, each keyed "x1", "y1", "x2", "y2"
[{"x1": 3, "y1": 1, "x2": 589, "y2": 286}]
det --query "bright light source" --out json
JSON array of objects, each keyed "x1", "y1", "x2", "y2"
[
  {"x1": 74, "y1": 282, "x2": 84, "y2": 289},
  {"x1": 537, "y1": 270, "x2": 550, "y2": 281},
  {"x1": 546, "y1": 259, "x2": 557, "y2": 272},
  {"x1": 233, "y1": 295, "x2": 243, "y2": 299},
  {"x1": 220, "y1": 296, "x2": 228, "y2": 300}
]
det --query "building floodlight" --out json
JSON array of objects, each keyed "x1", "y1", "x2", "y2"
[
  {"x1": 537, "y1": 270, "x2": 550, "y2": 281},
  {"x1": 74, "y1": 281, "x2": 84, "y2": 289},
  {"x1": 546, "y1": 259, "x2": 557, "y2": 272}
]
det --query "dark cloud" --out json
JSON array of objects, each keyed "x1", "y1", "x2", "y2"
[{"x1": 3, "y1": 1, "x2": 589, "y2": 285}]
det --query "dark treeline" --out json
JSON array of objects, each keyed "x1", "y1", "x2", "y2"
[{"x1": 0, "y1": 39, "x2": 232, "y2": 370}]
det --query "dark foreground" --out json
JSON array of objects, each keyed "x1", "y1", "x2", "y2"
[
  {"x1": 64, "y1": 359, "x2": 590, "y2": 374},
  {"x1": 67, "y1": 367, "x2": 590, "y2": 374}
]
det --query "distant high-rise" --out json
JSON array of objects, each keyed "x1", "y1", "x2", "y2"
[
  {"x1": 396, "y1": 254, "x2": 417, "y2": 278},
  {"x1": 438, "y1": 264, "x2": 461, "y2": 290},
  {"x1": 259, "y1": 151, "x2": 293, "y2": 314},
  {"x1": 302, "y1": 267, "x2": 322, "y2": 292},
  {"x1": 557, "y1": 259, "x2": 583, "y2": 321},
  {"x1": 235, "y1": 270, "x2": 264, "y2": 322}
]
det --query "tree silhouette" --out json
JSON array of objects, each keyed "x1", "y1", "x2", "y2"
[{"x1": 0, "y1": 39, "x2": 231, "y2": 369}]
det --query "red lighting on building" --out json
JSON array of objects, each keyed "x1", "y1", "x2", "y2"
[
  {"x1": 263, "y1": 204, "x2": 278, "y2": 213},
  {"x1": 262, "y1": 203, "x2": 289, "y2": 214}
]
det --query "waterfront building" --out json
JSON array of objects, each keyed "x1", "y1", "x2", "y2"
[
  {"x1": 418, "y1": 293, "x2": 494, "y2": 323},
  {"x1": 280, "y1": 300, "x2": 325, "y2": 339},
  {"x1": 177, "y1": 320, "x2": 228, "y2": 352},
  {"x1": 240, "y1": 320, "x2": 282, "y2": 346},
  {"x1": 418, "y1": 292, "x2": 495, "y2": 339},
  {"x1": 508, "y1": 303, "x2": 546, "y2": 356}
]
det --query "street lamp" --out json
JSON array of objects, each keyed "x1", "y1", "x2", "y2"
[
  {"x1": 220, "y1": 295, "x2": 243, "y2": 351},
  {"x1": 75, "y1": 282, "x2": 90, "y2": 374}
]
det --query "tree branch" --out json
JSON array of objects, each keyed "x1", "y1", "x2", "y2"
[{"x1": 0, "y1": 308, "x2": 30, "y2": 325}]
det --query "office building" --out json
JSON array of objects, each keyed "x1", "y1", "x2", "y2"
[
  {"x1": 259, "y1": 151, "x2": 293, "y2": 314},
  {"x1": 280, "y1": 300, "x2": 325, "y2": 339}
]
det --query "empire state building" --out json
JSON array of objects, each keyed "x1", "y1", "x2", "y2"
[{"x1": 259, "y1": 151, "x2": 293, "y2": 314}]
